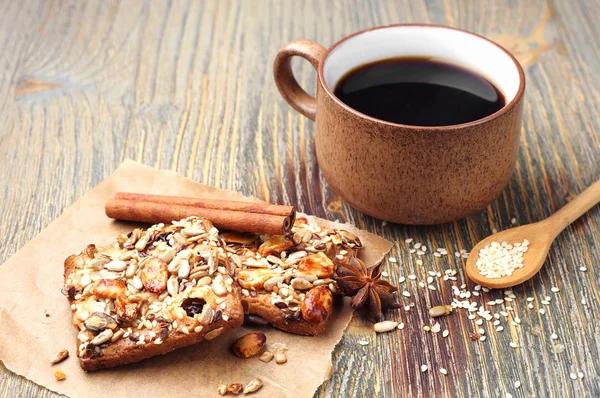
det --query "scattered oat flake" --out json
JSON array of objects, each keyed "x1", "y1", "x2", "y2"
[{"x1": 421, "y1": 364, "x2": 428, "y2": 372}]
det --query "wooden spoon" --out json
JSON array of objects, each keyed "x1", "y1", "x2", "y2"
[{"x1": 466, "y1": 179, "x2": 600, "y2": 288}]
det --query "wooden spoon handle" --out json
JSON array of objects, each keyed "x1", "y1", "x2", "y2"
[{"x1": 544, "y1": 178, "x2": 600, "y2": 234}]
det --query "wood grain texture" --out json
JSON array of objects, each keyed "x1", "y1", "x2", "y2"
[{"x1": 1, "y1": 0, "x2": 599, "y2": 397}]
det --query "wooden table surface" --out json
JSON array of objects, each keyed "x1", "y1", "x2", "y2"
[{"x1": 1, "y1": 1, "x2": 599, "y2": 397}]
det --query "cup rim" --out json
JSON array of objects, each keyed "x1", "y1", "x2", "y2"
[{"x1": 317, "y1": 23, "x2": 526, "y2": 130}]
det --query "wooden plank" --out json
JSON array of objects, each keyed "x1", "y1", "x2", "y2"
[{"x1": 0, "y1": 0, "x2": 599, "y2": 396}]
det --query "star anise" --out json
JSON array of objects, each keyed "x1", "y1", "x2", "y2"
[{"x1": 334, "y1": 253, "x2": 400, "y2": 321}]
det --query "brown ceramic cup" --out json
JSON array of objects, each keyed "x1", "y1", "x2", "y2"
[{"x1": 274, "y1": 24, "x2": 525, "y2": 225}]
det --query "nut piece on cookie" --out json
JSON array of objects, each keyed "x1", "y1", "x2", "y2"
[
  {"x1": 301, "y1": 286, "x2": 333, "y2": 324},
  {"x1": 257, "y1": 235, "x2": 294, "y2": 256},
  {"x1": 297, "y1": 252, "x2": 335, "y2": 278}
]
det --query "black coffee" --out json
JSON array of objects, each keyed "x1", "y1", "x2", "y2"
[{"x1": 333, "y1": 57, "x2": 505, "y2": 126}]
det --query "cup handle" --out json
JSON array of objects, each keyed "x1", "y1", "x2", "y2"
[{"x1": 273, "y1": 40, "x2": 327, "y2": 121}]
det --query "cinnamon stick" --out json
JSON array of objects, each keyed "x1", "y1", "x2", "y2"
[
  {"x1": 105, "y1": 196, "x2": 295, "y2": 235},
  {"x1": 114, "y1": 192, "x2": 295, "y2": 219}
]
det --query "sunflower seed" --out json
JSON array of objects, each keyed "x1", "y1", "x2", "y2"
[
  {"x1": 135, "y1": 234, "x2": 150, "y2": 251},
  {"x1": 50, "y1": 349, "x2": 69, "y2": 365},
  {"x1": 90, "y1": 329, "x2": 113, "y2": 345},
  {"x1": 429, "y1": 305, "x2": 453, "y2": 318}
]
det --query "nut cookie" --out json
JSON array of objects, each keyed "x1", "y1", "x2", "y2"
[
  {"x1": 63, "y1": 217, "x2": 244, "y2": 371},
  {"x1": 222, "y1": 218, "x2": 362, "y2": 335}
]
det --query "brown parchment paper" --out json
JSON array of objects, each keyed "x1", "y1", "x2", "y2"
[{"x1": 0, "y1": 160, "x2": 392, "y2": 398}]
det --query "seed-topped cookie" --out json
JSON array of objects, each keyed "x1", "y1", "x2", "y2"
[
  {"x1": 222, "y1": 217, "x2": 362, "y2": 335},
  {"x1": 63, "y1": 217, "x2": 244, "y2": 371}
]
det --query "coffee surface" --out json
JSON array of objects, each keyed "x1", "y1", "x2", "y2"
[{"x1": 333, "y1": 57, "x2": 505, "y2": 126}]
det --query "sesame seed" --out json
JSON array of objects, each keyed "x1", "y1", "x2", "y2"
[
  {"x1": 511, "y1": 218, "x2": 517, "y2": 224},
  {"x1": 419, "y1": 281, "x2": 426, "y2": 288},
  {"x1": 416, "y1": 260, "x2": 424, "y2": 266},
  {"x1": 527, "y1": 303, "x2": 533, "y2": 309},
  {"x1": 389, "y1": 257, "x2": 397, "y2": 263},
  {"x1": 551, "y1": 333, "x2": 558, "y2": 340},
  {"x1": 580, "y1": 266, "x2": 587, "y2": 271},
  {"x1": 569, "y1": 373, "x2": 577, "y2": 380},
  {"x1": 496, "y1": 326, "x2": 504, "y2": 332},
  {"x1": 479, "y1": 335, "x2": 486, "y2": 341},
  {"x1": 492, "y1": 228, "x2": 498, "y2": 233},
  {"x1": 434, "y1": 252, "x2": 442, "y2": 257},
  {"x1": 358, "y1": 340, "x2": 369, "y2": 346},
  {"x1": 578, "y1": 372, "x2": 584, "y2": 379},
  {"x1": 405, "y1": 238, "x2": 413, "y2": 244},
  {"x1": 539, "y1": 308, "x2": 546, "y2": 315},
  {"x1": 414, "y1": 243, "x2": 421, "y2": 249},
  {"x1": 398, "y1": 322, "x2": 405, "y2": 330},
  {"x1": 382, "y1": 271, "x2": 389, "y2": 277},
  {"x1": 506, "y1": 393, "x2": 513, "y2": 398},
  {"x1": 509, "y1": 342, "x2": 518, "y2": 348},
  {"x1": 551, "y1": 287, "x2": 559, "y2": 293},
  {"x1": 408, "y1": 274, "x2": 417, "y2": 280},
  {"x1": 475, "y1": 240, "x2": 528, "y2": 278},
  {"x1": 514, "y1": 380, "x2": 521, "y2": 388},
  {"x1": 440, "y1": 368, "x2": 447, "y2": 375},
  {"x1": 398, "y1": 277, "x2": 406, "y2": 283},
  {"x1": 404, "y1": 305, "x2": 411, "y2": 311},
  {"x1": 402, "y1": 291, "x2": 411, "y2": 297},
  {"x1": 421, "y1": 364, "x2": 428, "y2": 372},
  {"x1": 442, "y1": 330, "x2": 449, "y2": 337},
  {"x1": 428, "y1": 285, "x2": 437, "y2": 291},
  {"x1": 526, "y1": 297, "x2": 534, "y2": 301}
]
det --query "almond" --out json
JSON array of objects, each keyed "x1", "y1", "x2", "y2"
[
  {"x1": 297, "y1": 253, "x2": 335, "y2": 278},
  {"x1": 231, "y1": 332, "x2": 267, "y2": 358},
  {"x1": 140, "y1": 257, "x2": 168, "y2": 293},
  {"x1": 301, "y1": 285, "x2": 333, "y2": 323},
  {"x1": 115, "y1": 295, "x2": 139, "y2": 323},
  {"x1": 257, "y1": 235, "x2": 294, "y2": 256},
  {"x1": 236, "y1": 268, "x2": 279, "y2": 290},
  {"x1": 90, "y1": 279, "x2": 126, "y2": 299}
]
